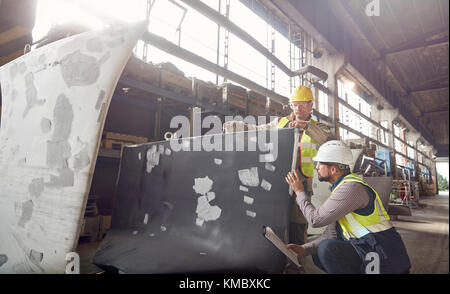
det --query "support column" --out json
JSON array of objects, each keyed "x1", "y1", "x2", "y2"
[
  {"x1": 384, "y1": 108, "x2": 399, "y2": 178},
  {"x1": 312, "y1": 52, "x2": 346, "y2": 138},
  {"x1": 407, "y1": 131, "x2": 421, "y2": 181},
  {"x1": 371, "y1": 98, "x2": 384, "y2": 145},
  {"x1": 384, "y1": 108, "x2": 399, "y2": 151}
]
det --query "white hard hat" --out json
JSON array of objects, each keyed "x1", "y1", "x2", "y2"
[{"x1": 313, "y1": 140, "x2": 354, "y2": 166}]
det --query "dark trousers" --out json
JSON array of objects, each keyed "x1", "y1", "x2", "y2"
[
  {"x1": 312, "y1": 239, "x2": 364, "y2": 274},
  {"x1": 289, "y1": 222, "x2": 307, "y2": 245}
]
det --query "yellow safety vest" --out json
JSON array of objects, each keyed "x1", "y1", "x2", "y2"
[
  {"x1": 333, "y1": 173, "x2": 392, "y2": 240},
  {"x1": 277, "y1": 116, "x2": 318, "y2": 178}
]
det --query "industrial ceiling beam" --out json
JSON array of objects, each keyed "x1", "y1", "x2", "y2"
[
  {"x1": 422, "y1": 110, "x2": 449, "y2": 117},
  {"x1": 435, "y1": 145, "x2": 449, "y2": 158},
  {"x1": 380, "y1": 36, "x2": 449, "y2": 57},
  {"x1": 411, "y1": 83, "x2": 449, "y2": 93},
  {"x1": 331, "y1": 0, "x2": 436, "y2": 147}
]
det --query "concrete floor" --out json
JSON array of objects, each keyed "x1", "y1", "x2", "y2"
[
  {"x1": 76, "y1": 241, "x2": 103, "y2": 274},
  {"x1": 77, "y1": 192, "x2": 449, "y2": 274},
  {"x1": 391, "y1": 192, "x2": 449, "y2": 274}
]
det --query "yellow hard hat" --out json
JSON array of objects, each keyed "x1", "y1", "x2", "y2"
[{"x1": 290, "y1": 85, "x2": 314, "y2": 102}]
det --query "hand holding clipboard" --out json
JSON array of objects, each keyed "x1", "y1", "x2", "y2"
[{"x1": 263, "y1": 226, "x2": 302, "y2": 268}]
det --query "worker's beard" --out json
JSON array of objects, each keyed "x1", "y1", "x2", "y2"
[
  {"x1": 318, "y1": 175, "x2": 331, "y2": 182},
  {"x1": 318, "y1": 171, "x2": 331, "y2": 182}
]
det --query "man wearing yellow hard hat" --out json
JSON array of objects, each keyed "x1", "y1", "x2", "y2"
[{"x1": 223, "y1": 85, "x2": 333, "y2": 273}]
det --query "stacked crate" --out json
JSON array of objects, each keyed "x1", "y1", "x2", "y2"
[
  {"x1": 247, "y1": 90, "x2": 268, "y2": 116},
  {"x1": 160, "y1": 62, "x2": 192, "y2": 96},
  {"x1": 192, "y1": 78, "x2": 222, "y2": 107},
  {"x1": 267, "y1": 98, "x2": 285, "y2": 117},
  {"x1": 220, "y1": 83, "x2": 248, "y2": 113},
  {"x1": 123, "y1": 56, "x2": 161, "y2": 87}
]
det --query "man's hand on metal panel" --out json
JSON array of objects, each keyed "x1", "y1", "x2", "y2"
[{"x1": 285, "y1": 170, "x2": 304, "y2": 194}]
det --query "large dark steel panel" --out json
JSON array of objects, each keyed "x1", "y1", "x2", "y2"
[{"x1": 93, "y1": 129, "x2": 297, "y2": 273}]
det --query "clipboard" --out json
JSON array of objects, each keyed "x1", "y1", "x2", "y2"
[{"x1": 263, "y1": 226, "x2": 301, "y2": 268}]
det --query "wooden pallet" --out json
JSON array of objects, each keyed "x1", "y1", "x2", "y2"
[
  {"x1": 247, "y1": 103, "x2": 268, "y2": 116},
  {"x1": 102, "y1": 139, "x2": 133, "y2": 150},
  {"x1": 226, "y1": 95, "x2": 247, "y2": 110},
  {"x1": 160, "y1": 69, "x2": 192, "y2": 96},
  {"x1": 104, "y1": 132, "x2": 148, "y2": 144},
  {"x1": 248, "y1": 90, "x2": 267, "y2": 107},
  {"x1": 123, "y1": 56, "x2": 160, "y2": 87},
  {"x1": 221, "y1": 83, "x2": 248, "y2": 111},
  {"x1": 192, "y1": 78, "x2": 222, "y2": 106},
  {"x1": 268, "y1": 98, "x2": 286, "y2": 116}
]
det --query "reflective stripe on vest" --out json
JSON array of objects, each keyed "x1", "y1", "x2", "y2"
[
  {"x1": 333, "y1": 174, "x2": 392, "y2": 240},
  {"x1": 277, "y1": 117, "x2": 318, "y2": 178},
  {"x1": 298, "y1": 133, "x2": 317, "y2": 177}
]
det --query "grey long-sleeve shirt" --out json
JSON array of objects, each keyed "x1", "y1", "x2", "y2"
[{"x1": 295, "y1": 182, "x2": 371, "y2": 256}]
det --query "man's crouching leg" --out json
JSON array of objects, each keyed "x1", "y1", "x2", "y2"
[{"x1": 312, "y1": 239, "x2": 364, "y2": 274}]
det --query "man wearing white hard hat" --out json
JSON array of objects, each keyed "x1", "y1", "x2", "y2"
[
  {"x1": 285, "y1": 140, "x2": 411, "y2": 274},
  {"x1": 223, "y1": 86, "x2": 333, "y2": 273}
]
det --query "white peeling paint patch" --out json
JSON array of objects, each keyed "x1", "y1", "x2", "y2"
[
  {"x1": 146, "y1": 145, "x2": 160, "y2": 173},
  {"x1": 132, "y1": 231, "x2": 138, "y2": 235},
  {"x1": 249, "y1": 136, "x2": 257, "y2": 143},
  {"x1": 206, "y1": 192, "x2": 215, "y2": 201},
  {"x1": 143, "y1": 213, "x2": 148, "y2": 225},
  {"x1": 243, "y1": 195, "x2": 254, "y2": 205},
  {"x1": 214, "y1": 158, "x2": 222, "y2": 165},
  {"x1": 160, "y1": 226, "x2": 167, "y2": 232},
  {"x1": 200, "y1": 252, "x2": 207, "y2": 256},
  {"x1": 182, "y1": 140, "x2": 190, "y2": 149},
  {"x1": 265, "y1": 163, "x2": 276, "y2": 172},
  {"x1": 158, "y1": 145, "x2": 164, "y2": 154},
  {"x1": 193, "y1": 176, "x2": 213, "y2": 195},
  {"x1": 149, "y1": 233, "x2": 155, "y2": 237},
  {"x1": 193, "y1": 176, "x2": 222, "y2": 227},
  {"x1": 246, "y1": 210, "x2": 256, "y2": 218},
  {"x1": 238, "y1": 167, "x2": 259, "y2": 187},
  {"x1": 165, "y1": 148, "x2": 172, "y2": 156},
  {"x1": 239, "y1": 185, "x2": 249, "y2": 192},
  {"x1": 260, "y1": 153, "x2": 275, "y2": 162},
  {"x1": 195, "y1": 195, "x2": 222, "y2": 225},
  {"x1": 138, "y1": 152, "x2": 142, "y2": 160},
  {"x1": 261, "y1": 179, "x2": 272, "y2": 191},
  {"x1": 196, "y1": 217, "x2": 205, "y2": 226}
]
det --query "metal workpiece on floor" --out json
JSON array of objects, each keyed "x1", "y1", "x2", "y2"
[{"x1": 93, "y1": 129, "x2": 297, "y2": 274}]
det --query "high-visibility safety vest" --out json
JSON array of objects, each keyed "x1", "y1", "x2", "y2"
[
  {"x1": 333, "y1": 173, "x2": 392, "y2": 240},
  {"x1": 277, "y1": 117, "x2": 318, "y2": 178}
]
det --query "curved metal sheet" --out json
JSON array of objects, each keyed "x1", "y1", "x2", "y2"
[{"x1": 0, "y1": 22, "x2": 146, "y2": 273}]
